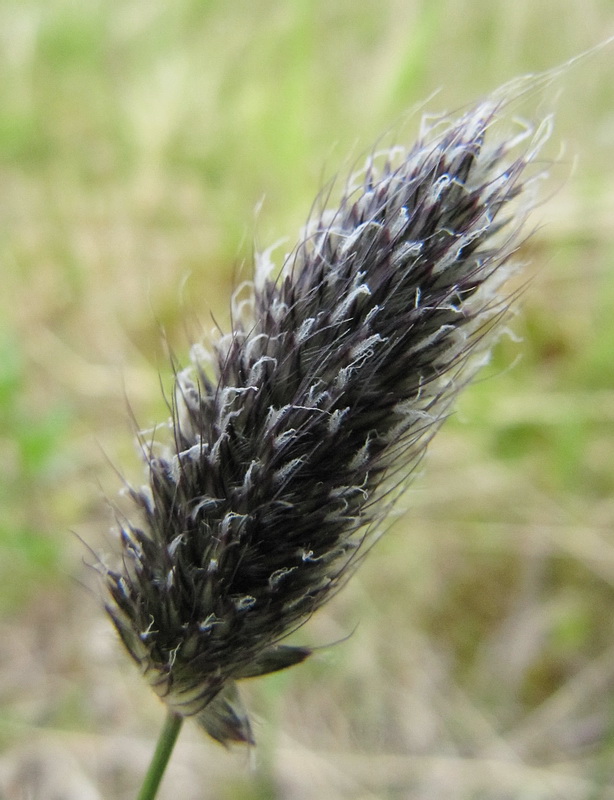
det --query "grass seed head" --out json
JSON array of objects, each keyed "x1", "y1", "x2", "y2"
[{"x1": 103, "y1": 93, "x2": 549, "y2": 744}]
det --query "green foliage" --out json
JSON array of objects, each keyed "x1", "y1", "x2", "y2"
[{"x1": 0, "y1": 331, "x2": 69, "y2": 610}]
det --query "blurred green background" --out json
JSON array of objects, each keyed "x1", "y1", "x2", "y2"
[{"x1": 1, "y1": 1, "x2": 614, "y2": 798}]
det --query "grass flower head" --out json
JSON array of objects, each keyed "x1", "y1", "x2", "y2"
[{"x1": 103, "y1": 93, "x2": 550, "y2": 746}]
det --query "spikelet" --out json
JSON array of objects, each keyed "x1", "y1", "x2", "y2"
[{"x1": 103, "y1": 91, "x2": 550, "y2": 745}]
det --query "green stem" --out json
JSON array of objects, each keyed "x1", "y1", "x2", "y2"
[{"x1": 136, "y1": 710, "x2": 184, "y2": 800}]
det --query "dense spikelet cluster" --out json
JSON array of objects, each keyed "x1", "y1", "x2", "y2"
[{"x1": 104, "y1": 96, "x2": 549, "y2": 745}]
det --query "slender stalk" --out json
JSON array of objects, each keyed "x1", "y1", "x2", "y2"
[{"x1": 136, "y1": 710, "x2": 184, "y2": 800}]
